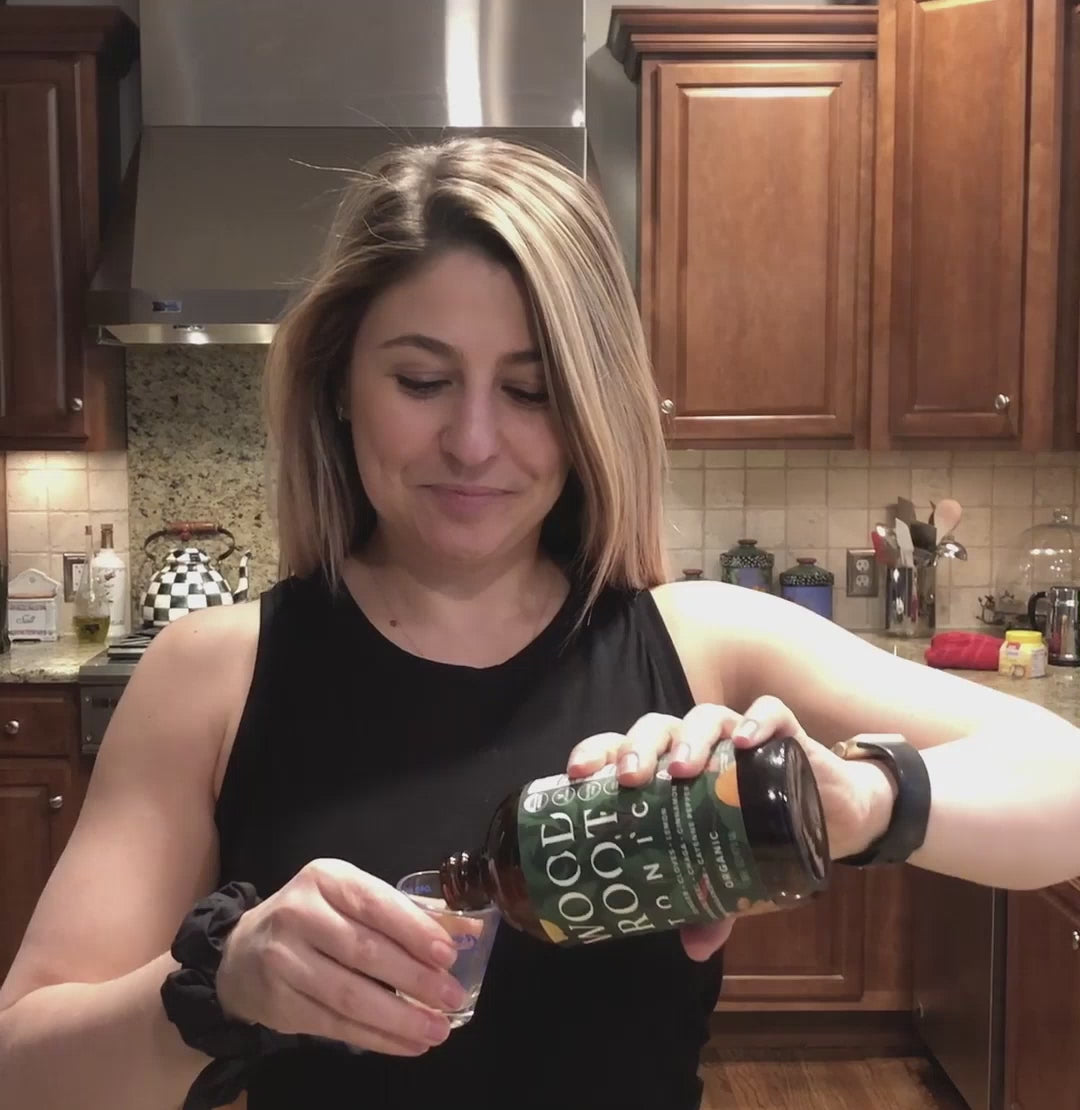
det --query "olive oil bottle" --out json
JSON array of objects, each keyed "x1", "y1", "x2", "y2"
[{"x1": 73, "y1": 526, "x2": 110, "y2": 644}]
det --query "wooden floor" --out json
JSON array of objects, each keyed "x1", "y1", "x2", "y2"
[{"x1": 700, "y1": 1053, "x2": 970, "y2": 1110}]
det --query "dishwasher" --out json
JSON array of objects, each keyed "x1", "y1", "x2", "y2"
[{"x1": 911, "y1": 868, "x2": 1008, "y2": 1110}]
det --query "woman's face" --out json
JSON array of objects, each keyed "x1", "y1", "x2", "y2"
[{"x1": 346, "y1": 247, "x2": 571, "y2": 567}]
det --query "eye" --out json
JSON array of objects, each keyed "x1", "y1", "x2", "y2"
[
  {"x1": 394, "y1": 375, "x2": 448, "y2": 397},
  {"x1": 504, "y1": 385, "x2": 550, "y2": 407}
]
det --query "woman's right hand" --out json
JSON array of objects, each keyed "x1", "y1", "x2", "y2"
[{"x1": 215, "y1": 858, "x2": 467, "y2": 1056}]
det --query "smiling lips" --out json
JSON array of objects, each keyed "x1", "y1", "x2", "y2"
[{"x1": 425, "y1": 484, "x2": 513, "y2": 519}]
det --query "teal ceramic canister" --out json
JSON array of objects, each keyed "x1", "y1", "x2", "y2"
[
  {"x1": 778, "y1": 557, "x2": 834, "y2": 620},
  {"x1": 719, "y1": 538, "x2": 774, "y2": 593}
]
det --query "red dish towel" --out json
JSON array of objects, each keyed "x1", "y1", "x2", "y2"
[{"x1": 923, "y1": 632, "x2": 1002, "y2": 670}]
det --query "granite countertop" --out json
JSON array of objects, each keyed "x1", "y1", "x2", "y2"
[
  {"x1": 858, "y1": 631, "x2": 1080, "y2": 724},
  {"x1": 0, "y1": 638, "x2": 105, "y2": 683}
]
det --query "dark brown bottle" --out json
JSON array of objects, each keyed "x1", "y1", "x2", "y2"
[{"x1": 440, "y1": 736, "x2": 830, "y2": 947}]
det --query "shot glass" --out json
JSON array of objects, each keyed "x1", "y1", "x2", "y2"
[{"x1": 395, "y1": 869, "x2": 501, "y2": 1028}]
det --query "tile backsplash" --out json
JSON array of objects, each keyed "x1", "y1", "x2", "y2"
[
  {"x1": 6, "y1": 451, "x2": 130, "y2": 629},
  {"x1": 6, "y1": 345, "x2": 1080, "y2": 635},
  {"x1": 663, "y1": 448, "x2": 1080, "y2": 630}
]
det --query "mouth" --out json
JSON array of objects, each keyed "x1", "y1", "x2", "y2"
[{"x1": 427, "y1": 485, "x2": 512, "y2": 497}]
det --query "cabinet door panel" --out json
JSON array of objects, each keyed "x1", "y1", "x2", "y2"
[
  {"x1": 0, "y1": 57, "x2": 86, "y2": 441},
  {"x1": 1004, "y1": 889, "x2": 1080, "y2": 1110},
  {"x1": 646, "y1": 59, "x2": 872, "y2": 443},
  {"x1": 717, "y1": 868, "x2": 865, "y2": 1002},
  {"x1": 0, "y1": 760, "x2": 73, "y2": 981},
  {"x1": 880, "y1": 0, "x2": 1027, "y2": 440}
]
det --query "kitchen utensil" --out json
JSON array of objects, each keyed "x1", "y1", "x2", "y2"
[
  {"x1": 873, "y1": 523, "x2": 900, "y2": 565},
  {"x1": 934, "y1": 498, "x2": 964, "y2": 539},
  {"x1": 871, "y1": 531, "x2": 893, "y2": 566},
  {"x1": 141, "y1": 521, "x2": 251, "y2": 627},
  {"x1": 1026, "y1": 585, "x2": 1080, "y2": 665},
  {"x1": 895, "y1": 519, "x2": 915, "y2": 567},
  {"x1": 895, "y1": 496, "x2": 919, "y2": 527},
  {"x1": 935, "y1": 538, "x2": 968, "y2": 561},
  {"x1": 913, "y1": 547, "x2": 935, "y2": 568},
  {"x1": 885, "y1": 565, "x2": 936, "y2": 638},
  {"x1": 910, "y1": 521, "x2": 938, "y2": 552}
]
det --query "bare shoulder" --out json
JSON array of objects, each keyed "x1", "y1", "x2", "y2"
[{"x1": 0, "y1": 597, "x2": 264, "y2": 1006}]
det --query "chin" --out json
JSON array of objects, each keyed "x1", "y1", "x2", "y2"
[{"x1": 418, "y1": 520, "x2": 538, "y2": 564}]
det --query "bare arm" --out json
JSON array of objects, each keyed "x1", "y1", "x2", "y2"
[
  {"x1": 658, "y1": 580, "x2": 1080, "y2": 891},
  {"x1": 0, "y1": 602, "x2": 259, "y2": 1109}
]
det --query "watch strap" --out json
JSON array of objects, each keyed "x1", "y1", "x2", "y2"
[{"x1": 832, "y1": 737, "x2": 931, "y2": 867}]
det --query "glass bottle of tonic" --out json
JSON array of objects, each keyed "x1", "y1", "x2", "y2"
[{"x1": 440, "y1": 736, "x2": 830, "y2": 947}]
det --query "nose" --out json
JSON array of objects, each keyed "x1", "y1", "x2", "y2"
[{"x1": 440, "y1": 388, "x2": 500, "y2": 470}]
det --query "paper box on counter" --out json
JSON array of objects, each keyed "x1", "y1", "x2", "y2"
[{"x1": 8, "y1": 568, "x2": 60, "y2": 642}]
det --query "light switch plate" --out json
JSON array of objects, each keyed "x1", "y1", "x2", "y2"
[{"x1": 846, "y1": 548, "x2": 879, "y2": 597}]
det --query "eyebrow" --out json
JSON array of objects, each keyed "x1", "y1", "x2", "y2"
[{"x1": 377, "y1": 333, "x2": 543, "y2": 365}]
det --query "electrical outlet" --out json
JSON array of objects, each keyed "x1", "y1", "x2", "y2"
[
  {"x1": 846, "y1": 548, "x2": 879, "y2": 597},
  {"x1": 62, "y1": 552, "x2": 87, "y2": 602}
]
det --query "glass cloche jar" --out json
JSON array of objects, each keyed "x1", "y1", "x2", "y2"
[{"x1": 989, "y1": 509, "x2": 1080, "y2": 628}]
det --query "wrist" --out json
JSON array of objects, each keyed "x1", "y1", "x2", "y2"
[{"x1": 848, "y1": 758, "x2": 899, "y2": 857}]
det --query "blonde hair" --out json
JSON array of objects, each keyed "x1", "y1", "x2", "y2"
[{"x1": 265, "y1": 137, "x2": 668, "y2": 611}]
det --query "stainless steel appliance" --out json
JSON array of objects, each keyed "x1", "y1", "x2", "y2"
[
  {"x1": 88, "y1": 0, "x2": 587, "y2": 344},
  {"x1": 78, "y1": 630, "x2": 161, "y2": 753},
  {"x1": 1028, "y1": 585, "x2": 1080, "y2": 665},
  {"x1": 912, "y1": 868, "x2": 1007, "y2": 1110}
]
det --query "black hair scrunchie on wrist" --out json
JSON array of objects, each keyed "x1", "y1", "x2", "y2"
[{"x1": 161, "y1": 881, "x2": 297, "y2": 1110}]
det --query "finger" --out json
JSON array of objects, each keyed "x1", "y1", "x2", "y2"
[
  {"x1": 304, "y1": 905, "x2": 467, "y2": 1015},
  {"x1": 667, "y1": 704, "x2": 744, "y2": 778},
  {"x1": 732, "y1": 695, "x2": 804, "y2": 750},
  {"x1": 269, "y1": 944, "x2": 446, "y2": 1055},
  {"x1": 566, "y1": 731, "x2": 625, "y2": 778},
  {"x1": 680, "y1": 917, "x2": 736, "y2": 963},
  {"x1": 616, "y1": 713, "x2": 683, "y2": 787},
  {"x1": 309, "y1": 860, "x2": 457, "y2": 970}
]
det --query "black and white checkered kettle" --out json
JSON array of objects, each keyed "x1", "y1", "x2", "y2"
[{"x1": 140, "y1": 522, "x2": 251, "y2": 627}]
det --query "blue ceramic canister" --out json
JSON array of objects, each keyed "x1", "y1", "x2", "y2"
[
  {"x1": 719, "y1": 538, "x2": 774, "y2": 592},
  {"x1": 779, "y1": 557, "x2": 834, "y2": 620}
]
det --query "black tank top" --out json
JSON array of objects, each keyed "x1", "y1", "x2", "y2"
[{"x1": 215, "y1": 573, "x2": 723, "y2": 1110}]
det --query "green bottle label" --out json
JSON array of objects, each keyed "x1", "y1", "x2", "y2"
[{"x1": 517, "y1": 740, "x2": 769, "y2": 946}]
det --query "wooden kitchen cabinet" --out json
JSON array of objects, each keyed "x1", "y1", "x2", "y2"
[
  {"x1": 0, "y1": 760, "x2": 74, "y2": 980},
  {"x1": 0, "y1": 8, "x2": 136, "y2": 450},
  {"x1": 609, "y1": 9, "x2": 877, "y2": 448},
  {"x1": 716, "y1": 864, "x2": 912, "y2": 1010},
  {"x1": 1004, "y1": 884, "x2": 1080, "y2": 1110},
  {"x1": 0, "y1": 685, "x2": 85, "y2": 984},
  {"x1": 871, "y1": 0, "x2": 1067, "y2": 449},
  {"x1": 611, "y1": 4, "x2": 1077, "y2": 451}
]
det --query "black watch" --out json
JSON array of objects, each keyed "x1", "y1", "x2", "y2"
[{"x1": 831, "y1": 736, "x2": 931, "y2": 867}]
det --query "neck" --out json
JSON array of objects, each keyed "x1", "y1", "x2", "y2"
[{"x1": 345, "y1": 530, "x2": 569, "y2": 665}]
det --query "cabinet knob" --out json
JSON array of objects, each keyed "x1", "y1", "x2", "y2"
[
  {"x1": 69, "y1": 397, "x2": 84, "y2": 413},
  {"x1": 1072, "y1": 930, "x2": 1079, "y2": 951},
  {"x1": 660, "y1": 398, "x2": 675, "y2": 416},
  {"x1": 994, "y1": 393, "x2": 1011, "y2": 412},
  {"x1": 47, "y1": 794, "x2": 64, "y2": 811},
  {"x1": 3, "y1": 719, "x2": 20, "y2": 736}
]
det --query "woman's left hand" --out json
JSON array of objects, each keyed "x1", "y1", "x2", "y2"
[{"x1": 565, "y1": 697, "x2": 896, "y2": 962}]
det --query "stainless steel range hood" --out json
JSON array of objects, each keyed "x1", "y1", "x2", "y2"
[{"x1": 88, "y1": 0, "x2": 586, "y2": 345}]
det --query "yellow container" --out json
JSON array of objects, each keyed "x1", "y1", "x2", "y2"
[{"x1": 998, "y1": 630, "x2": 1048, "y2": 678}]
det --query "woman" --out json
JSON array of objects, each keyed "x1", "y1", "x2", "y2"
[{"x1": 1, "y1": 137, "x2": 1078, "y2": 1110}]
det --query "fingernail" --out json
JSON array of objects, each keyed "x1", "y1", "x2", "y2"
[
  {"x1": 617, "y1": 750, "x2": 639, "y2": 776},
  {"x1": 733, "y1": 720, "x2": 759, "y2": 745},
  {"x1": 432, "y1": 941, "x2": 457, "y2": 969},
  {"x1": 670, "y1": 741, "x2": 691, "y2": 766},
  {"x1": 426, "y1": 1015, "x2": 451, "y2": 1044},
  {"x1": 441, "y1": 979, "x2": 468, "y2": 1010}
]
